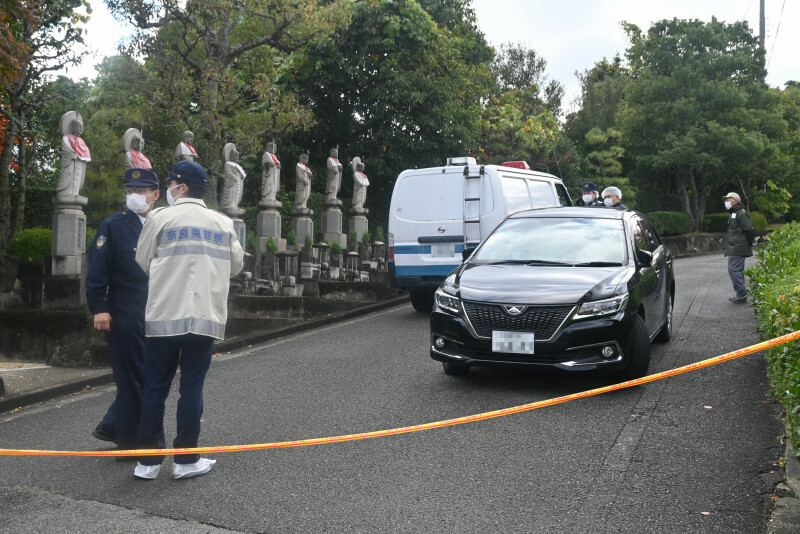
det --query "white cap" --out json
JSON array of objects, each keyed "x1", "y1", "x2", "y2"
[
  {"x1": 723, "y1": 192, "x2": 741, "y2": 202},
  {"x1": 602, "y1": 186, "x2": 622, "y2": 199}
]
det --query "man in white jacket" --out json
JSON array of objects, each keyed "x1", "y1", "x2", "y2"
[{"x1": 133, "y1": 160, "x2": 244, "y2": 480}]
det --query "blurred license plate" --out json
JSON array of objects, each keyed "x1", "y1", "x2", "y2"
[
  {"x1": 491, "y1": 331, "x2": 535, "y2": 354},
  {"x1": 431, "y1": 244, "x2": 455, "y2": 257}
]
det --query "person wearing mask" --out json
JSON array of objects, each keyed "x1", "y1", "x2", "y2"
[
  {"x1": 601, "y1": 186, "x2": 628, "y2": 209},
  {"x1": 86, "y1": 168, "x2": 160, "y2": 452},
  {"x1": 133, "y1": 160, "x2": 244, "y2": 480},
  {"x1": 576, "y1": 182, "x2": 603, "y2": 206},
  {"x1": 722, "y1": 192, "x2": 755, "y2": 303}
]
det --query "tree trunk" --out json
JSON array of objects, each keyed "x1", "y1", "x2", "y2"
[
  {"x1": 12, "y1": 130, "x2": 27, "y2": 235},
  {"x1": 0, "y1": 117, "x2": 18, "y2": 252},
  {"x1": 202, "y1": 71, "x2": 221, "y2": 208}
]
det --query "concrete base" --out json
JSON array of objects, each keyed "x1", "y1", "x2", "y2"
[
  {"x1": 232, "y1": 219, "x2": 246, "y2": 249},
  {"x1": 258, "y1": 237, "x2": 286, "y2": 254},
  {"x1": 51, "y1": 209, "x2": 86, "y2": 276},
  {"x1": 291, "y1": 217, "x2": 314, "y2": 247},
  {"x1": 257, "y1": 209, "x2": 282, "y2": 239},
  {"x1": 324, "y1": 232, "x2": 347, "y2": 249},
  {"x1": 321, "y1": 207, "x2": 342, "y2": 236},
  {"x1": 349, "y1": 215, "x2": 369, "y2": 243}
]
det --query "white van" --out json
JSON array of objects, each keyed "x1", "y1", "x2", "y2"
[{"x1": 388, "y1": 157, "x2": 572, "y2": 311}]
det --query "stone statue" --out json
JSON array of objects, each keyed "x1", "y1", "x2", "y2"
[
  {"x1": 175, "y1": 130, "x2": 198, "y2": 162},
  {"x1": 56, "y1": 111, "x2": 90, "y2": 206},
  {"x1": 294, "y1": 154, "x2": 313, "y2": 214},
  {"x1": 221, "y1": 143, "x2": 246, "y2": 215},
  {"x1": 123, "y1": 128, "x2": 151, "y2": 170},
  {"x1": 259, "y1": 141, "x2": 281, "y2": 209},
  {"x1": 325, "y1": 147, "x2": 343, "y2": 206},
  {"x1": 351, "y1": 156, "x2": 370, "y2": 214}
]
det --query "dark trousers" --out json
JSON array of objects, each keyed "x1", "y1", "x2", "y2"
[
  {"x1": 137, "y1": 333, "x2": 214, "y2": 465},
  {"x1": 727, "y1": 255, "x2": 747, "y2": 298},
  {"x1": 104, "y1": 318, "x2": 145, "y2": 449}
]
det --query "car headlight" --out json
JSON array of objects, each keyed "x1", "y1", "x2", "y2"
[
  {"x1": 575, "y1": 294, "x2": 629, "y2": 319},
  {"x1": 435, "y1": 289, "x2": 461, "y2": 315}
]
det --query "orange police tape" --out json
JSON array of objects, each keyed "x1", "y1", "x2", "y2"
[{"x1": 2, "y1": 329, "x2": 800, "y2": 458}]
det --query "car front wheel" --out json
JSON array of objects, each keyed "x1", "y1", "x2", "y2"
[
  {"x1": 619, "y1": 315, "x2": 651, "y2": 381},
  {"x1": 654, "y1": 293, "x2": 673, "y2": 343},
  {"x1": 409, "y1": 288, "x2": 435, "y2": 312}
]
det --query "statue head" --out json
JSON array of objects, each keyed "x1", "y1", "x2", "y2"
[
  {"x1": 299, "y1": 154, "x2": 309, "y2": 164},
  {"x1": 223, "y1": 142, "x2": 238, "y2": 163},
  {"x1": 357, "y1": 162, "x2": 365, "y2": 172},
  {"x1": 183, "y1": 131, "x2": 194, "y2": 144},
  {"x1": 266, "y1": 141, "x2": 276, "y2": 153},
  {"x1": 123, "y1": 128, "x2": 143, "y2": 151},
  {"x1": 60, "y1": 111, "x2": 84, "y2": 136},
  {"x1": 329, "y1": 148, "x2": 338, "y2": 158}
]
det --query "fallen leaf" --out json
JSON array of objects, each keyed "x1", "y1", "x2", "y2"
[
  {"x1": 701, "y1": 512, "x2": 711, "y2": 516},
  {"x1": 704, "y1": 405, "x2": 713, "y2": 410}
]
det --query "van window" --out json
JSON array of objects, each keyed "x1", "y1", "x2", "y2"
[
  {"x1": 529, "y1": 179, "x2": 557, "y2": 208},
  {"x1": 395, "y1": 172, "x2": 463, "y2": 221},
  {"x1": 555, "y1": 183, "x2": 572, "y2": 206},
  {"x1": 500, "y1": 176, "x2": 531, "y2": 213}
]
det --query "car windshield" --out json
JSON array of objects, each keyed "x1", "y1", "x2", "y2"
[{"x1": 472, "y1": 217, "x2": 627, "y2": 265}]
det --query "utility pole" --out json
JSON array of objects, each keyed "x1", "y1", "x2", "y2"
[{"x1": 759, "y1": 0, "x2": 765, "y2": 49}]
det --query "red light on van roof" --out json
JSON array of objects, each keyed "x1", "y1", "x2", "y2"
[{"x1": 501, "y1": 161, "x2": 530, "y2": 170}]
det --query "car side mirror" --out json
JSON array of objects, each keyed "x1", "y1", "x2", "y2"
[
  {"x1": 637, "y1": 249, "x2": 653, "y2": 267},
  {"x1": 462, "y1": 247, "x2": 476, "y2": 262}
]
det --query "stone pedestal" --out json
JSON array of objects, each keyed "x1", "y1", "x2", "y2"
[
  {"x1": 322, "y1": 207, "x2": 347, "y2": 249},
  {"x1": 291, "y1": 216, "x2": 314, "y2": 249},
  {"x1": 51, "y1": 208, "x2": 86, "y2": 276},
  {"x1": 231, "y1": 219, "x2": 246, "y2": 250},
  {"x1": 256, "y1": 209, "x2": 286, "y2": 253},
  {"x1": 258, "y1": 237, "x2": 286, "y2": 254},
  {"x1": 349, "y1": 215, "x2": 369, "y2": 243}
]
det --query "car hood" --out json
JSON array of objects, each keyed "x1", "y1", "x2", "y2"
[{"x1": 450, "y1": 263, "x2": 631, "y2": 305}]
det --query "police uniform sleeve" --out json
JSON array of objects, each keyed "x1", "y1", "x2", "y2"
[{"x1": 85, "y1": 219, "x2": 113, "y2": 315}]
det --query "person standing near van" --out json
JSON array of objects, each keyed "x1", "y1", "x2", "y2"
[
  {"x1": 601, "y1": 186, "x2": 627, "y2": 209},
  {"x1": 133, "y1": 161, "x2": 244, "y2": 480},
  {"x1": 723, "y1": 192, "x2": 754, "y2": 303},
  {"x1": 577, "y1": 182, "x2": 603, "y2": 206}
]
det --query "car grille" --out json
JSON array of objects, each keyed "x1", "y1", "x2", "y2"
[{"x1": 462, "y1": 301, "x2": 575, "y2": 340}]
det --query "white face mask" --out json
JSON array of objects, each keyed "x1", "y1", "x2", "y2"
[
  {"x1": 724, "y1": 201, "x2": 732, "y2": 210},
  {"x1": 604, "y1": 198, "x2": 615, "y2": 207},
  {"x1": 166, "y1": 185, "x2": 180, "y2": 206},
  {"x1": 125, "y1": 192, "x2": 152, "y2": 214},
  {"x1": 582, "y1": 194, "x2": 594, "y2": 204}
]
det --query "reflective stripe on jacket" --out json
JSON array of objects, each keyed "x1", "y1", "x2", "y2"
[{"x1": 136, "y1": 198, "x2": 244, "y2": 339}]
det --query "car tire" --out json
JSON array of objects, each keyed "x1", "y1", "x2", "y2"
[
  {"x1": 409, "y1": 288, "x2": 435, "y2": 312},
  {"x1": 619, "y1": 315, "x2": 651, "y2": 380},
  {"x1": 654, "y1": 293, "x2": 673, "y2": 343},
  {"x1": 442, "y1": 361, "x2": 469, "y2": 376}
]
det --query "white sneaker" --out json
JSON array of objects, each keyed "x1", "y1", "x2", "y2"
[
  {"x1": 173, "y1": 458, "x2": 216, "y2": 480},
  {"x1": 134, "y1": 463, "x2": 161, "y2": 480}
]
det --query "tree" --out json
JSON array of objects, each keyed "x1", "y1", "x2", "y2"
[
  {"x1": 584, "y1": 127, "x2": 635, "y2": 207},
  {"x1": 617, "y1": 18, "x2": 784, "y2": 230},
  {"x1": 106, "y1": 0, "x2": 352, "y2": 205},
  {"x1": 491, "y1": 43, "x2": 564, "y2": 119},
  {"x1": 0, "y1": 0, "x2": 89, "y2": 252},
  {"x1": 282, "y1": 0, "x2": 493, "y2": 226}
]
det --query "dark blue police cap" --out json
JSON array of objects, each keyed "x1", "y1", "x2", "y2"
[
  {"x1": 124, "y1": 168, "x2": 159, "y2": 187},
  {"x1": 168, "y1": 160, "x2": 207, "y2": 187},
  {"x1": 582, "y1": 181, "x2": 598, "y2": 193}
]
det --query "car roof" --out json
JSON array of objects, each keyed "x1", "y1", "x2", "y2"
[{"x1": 508, "y1": 206, "x2": 635, "y2": 221}]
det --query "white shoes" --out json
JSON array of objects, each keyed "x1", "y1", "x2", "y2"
[
  {"x1": 134, "y1": 463, "x2": 161, "y2": 480},
  {"x1": 172, "y1": 458, "x2": 216, "y2": 480}
]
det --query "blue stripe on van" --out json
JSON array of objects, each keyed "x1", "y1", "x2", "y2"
[
  {"x1": 394, "y1": 244, "x2": 467, "y2": 254},
  {"x1": 394, "y1": 265, "x2": 460, "y2": 276}
]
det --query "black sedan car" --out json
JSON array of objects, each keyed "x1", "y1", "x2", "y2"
[{"x1": 430, "y1": 207, "x2": 675, "y2": 380}]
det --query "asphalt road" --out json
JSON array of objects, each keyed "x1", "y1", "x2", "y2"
[{"x1": 0, "y1": 254, "x2": 785, "y2": 534}]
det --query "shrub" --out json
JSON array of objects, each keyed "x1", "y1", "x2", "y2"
[
  {"x1": 286, "y1": 230, "x2": 297, "y2": 246},
  {"x1": 749, "y1": 212, "x2": 768, "y2": 232},
  {"x1": 375, "y1": 226, "x2": 385, "y2": 242},
  {"x1": 702, "y1": 213, "x2": 729, "y2": 232},
  {"x1": 746, "y1": 222, "x2": 800, "y2": 458},
  {"x1": 266, "y1": 236, "x2": 278, "y2": 253},
  {"x1": 362, "y1": 230, "x2": 372, "y2": 244},
  {"x1": 7, "y1": 228, "x2": 52, "y2": 261},
  {"x1": 645, "y1": 211, "x2": 691, "y2": 236},
  {"x1": 330, "y1": 241, "x2": 342, "y2": 255},
  {"x1": 246, "y1": 230, "x2": 258, "y2": 252},
  {"x1": 304, "y1": 233, "x2": 313, "y2": 247}
]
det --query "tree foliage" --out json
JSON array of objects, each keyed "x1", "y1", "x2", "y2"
[{"x1": 617, "y1": 18, "x2": 785, "y2": 230}]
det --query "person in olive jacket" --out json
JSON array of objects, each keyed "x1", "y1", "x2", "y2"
[{"x1": 723, "y1": 192, "x2": 755, "y2": 303}]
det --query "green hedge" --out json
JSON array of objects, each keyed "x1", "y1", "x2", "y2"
[
  {"x1": 7, "y1": 228, "x2": 52, "y2": 261},
  {"x1": 746, "y1": 222, "x2": 800, "y2": 458},
  {"x1": 703, "y1": 211, "x2": 767, "y2": 232},
  {"x1": 750, "y1": 212, "x2": 768, "y2": 231},
  {"x1": 646, "y1": 211, "x2": 691, "y2": 236}
]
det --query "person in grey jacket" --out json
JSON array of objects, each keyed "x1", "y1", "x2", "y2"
[
  {"x1": 723, "y1": 192, "x2": 755, "y2": 303},
  {"x1": 133, "y1": 160, "x2": 244, "y2": 480}
]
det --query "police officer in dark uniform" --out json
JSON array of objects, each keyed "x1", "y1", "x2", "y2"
[
  {"x1": 86, "y1": 168, "x2": 160, "y2": 451},
  {"x1": 576, "y1": 182, "x2": 603, "y2": 206}
]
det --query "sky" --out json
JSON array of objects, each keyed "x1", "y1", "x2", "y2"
[{"x1": 68, "y1": 0, "x2": 799, "y2": 115}]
